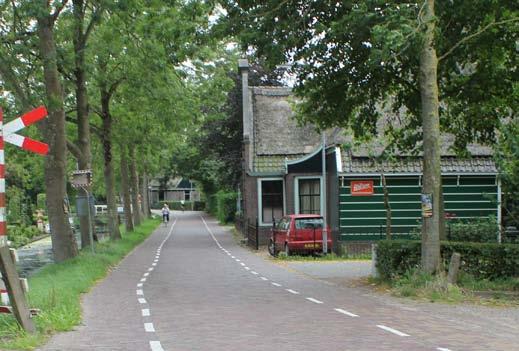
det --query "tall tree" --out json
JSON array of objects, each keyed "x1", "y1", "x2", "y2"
[
  {"x1": 222, "y1": 0, "x2": 519, "y2": 273},
  {"x1": 36, "y1": 0, "x2": 79, "y2": 261},
  {"x1": 71, "y1": 0, "x2": 103, "y2": 247}
]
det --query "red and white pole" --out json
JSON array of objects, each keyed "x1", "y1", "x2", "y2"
[{"x1": 0, "y1": 108, "x2": 6, "y2": 248}]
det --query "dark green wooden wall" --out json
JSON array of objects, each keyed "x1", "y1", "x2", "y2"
[{"x1": 339, "y1": 175, "x2": 498, "y2": 241}]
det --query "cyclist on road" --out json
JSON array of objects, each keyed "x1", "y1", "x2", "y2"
[{"x1": 162, "y1": 203, "x2": 170, "y2": 224}]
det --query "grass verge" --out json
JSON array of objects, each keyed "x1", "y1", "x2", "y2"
[
  {"x1": 0, "y1": 218, "x2": 160, "y2": 350},
  {"x1": 369, "y1": 268, "x2": 519, "y2": 306}
]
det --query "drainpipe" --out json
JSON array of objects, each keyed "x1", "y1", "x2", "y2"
[{"x1": 322, "y1": 133, "x2": 328, "y2": 254}]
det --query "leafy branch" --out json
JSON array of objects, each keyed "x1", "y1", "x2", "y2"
[{"x1": 439, "y1": 17, "x2": 519, "y2": 61}]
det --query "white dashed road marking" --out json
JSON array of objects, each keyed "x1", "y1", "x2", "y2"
[
  {"x1": 150, "y1": 341, "x2": 165, "y2": 351},
  {"x1": 306, "y1": 297, "x2": 323, "y2": 304},
  {"x1": 376, "y1": 325, "x2": 410, "y2": 337},
  {"x1": 199, "y1": 214, "x2": 457, "y2": 351},
  {"x1": 136, "y1": 218, "x2": 177, "y2": 351},
  {"x1": 334, "y1": 308, "x2": 358, "y2": 317},
  {"x1": 144, "y1": 323, "x2": 155, "y2": 332}
]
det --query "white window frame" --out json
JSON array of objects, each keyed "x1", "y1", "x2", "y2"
[
  {"x1": 294, "y1": 176, "x2": 324, "y2": 215},
  {"x1": 257, "y1": 177, "x2": 286, "y2": 226}
]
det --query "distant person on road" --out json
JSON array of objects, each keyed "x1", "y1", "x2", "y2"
[
  {"x1": 162, "y1": 203, "x2": 170, "y2": 223},
  {"x1": 180, "y1": 200, "x2": 185, "y2": 212}
]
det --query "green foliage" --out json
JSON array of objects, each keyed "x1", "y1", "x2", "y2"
[
  {"x1": 447, "y1": 217, "x2": 498, "y2": 243},
  {"x1": 221, "y1": 1, "x2": 518, "y2": 151},
  {"x1": 392, "y1": 268, "x2": 465, "y2": 302},
  {"x1": 495, "y1": 120, "x2": 519, "y2": 228},
  {"x1": 206, "y1": 194, "x2": 218, "y2": 215},
  {"x1": 0, "y1": 219, "x2": 159, "y2": 350},
  {"x1": 7, "y1": 225, "x2": 41, "y2": 248},
  {"x1": 215, "y1": 191, "x2": 237, "y2": 224},
  {"x1": 376, "y1": 240, "x2": 519, "y2": 281},
  {"x1": 36, "y1": 193, "x2": 46, "y2": 211},
  {"x1": 6, "y1": 186, "x2": 32, "y2": 225}
]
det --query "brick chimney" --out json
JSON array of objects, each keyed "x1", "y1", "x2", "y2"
[{"x1": 238, "y1": 59, "x2": 253, "y2": 171}]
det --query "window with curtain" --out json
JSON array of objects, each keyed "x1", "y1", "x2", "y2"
[
  {"x1": 261, "y1": 180, "x2": 283, "y2": 224},
  {"x1": 299, "y1": 178, "x2": 321, "y2": 214}
]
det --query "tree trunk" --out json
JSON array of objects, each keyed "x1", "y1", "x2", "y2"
[
  {"x1": 100, "y1": 92, "x2": 121, "y2": 240},
  {"x1": 141, "y1": 172, "x2": 151, "y2": 218},
  {"x1": 381, "y1": 173, "x2": 392, "y2": 240},
  {"x1": 119, "y1": 144, "x2": 134, "y2": 231},
  {"x1": 129, "y1": 146, "x2": 141, "y2": 226},
  {"x1": 73, "y1": 0, "x2": 94, "y2": 248},
  {"x1": 37, "y1": 8, "x2": 78, "y2": 262},
  {"x1": 419, "y1": 0, "x2": 442, "y2": 274}
]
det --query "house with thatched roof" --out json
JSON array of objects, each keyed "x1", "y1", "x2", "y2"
[{"x1": 237, "y1": 59, "x2": 500, "y2": 250}]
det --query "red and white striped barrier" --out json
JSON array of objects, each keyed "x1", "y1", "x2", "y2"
[{"x1": 3, "y1": 106, "x2": 49, "y2": 155}]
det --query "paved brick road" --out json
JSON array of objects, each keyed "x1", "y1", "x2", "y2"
[{"x1": 39, "y1": 212, "x2": 519, "y2": 351}]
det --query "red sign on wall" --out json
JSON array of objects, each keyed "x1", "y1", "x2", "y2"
[{"x1": 350, "y1": 180, "x2": 374, "y2": 196}]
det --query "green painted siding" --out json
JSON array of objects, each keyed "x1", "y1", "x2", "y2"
[{"x1": 339, "y1": 176, "x2": 497, "y2": 241}]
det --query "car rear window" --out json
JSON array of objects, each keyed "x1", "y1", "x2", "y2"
[{"x1": 295, "y1": 218, "x2": 323, "y2": 229}]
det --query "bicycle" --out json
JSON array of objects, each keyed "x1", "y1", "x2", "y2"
[{"x1": 163, "y1": 213, "x2": 169, "y2": 226}]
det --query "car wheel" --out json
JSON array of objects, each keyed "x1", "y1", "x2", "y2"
[
  {"x1": 284, "y1": 243, "x2": 291, "y2": 256},
  {"x1": 268, "y1": 239, "x2": 277, "y2": 257}
]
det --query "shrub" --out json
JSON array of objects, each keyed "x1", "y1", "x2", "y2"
[
  {"x1": 206, "y1": 194, "x2": 218, "y2": 215},
  {"x1": 193, "y1": 201, "x2": 206, "y2": 211},
  {"x1": 37, "y1": 193, "x2": 46, "y2": 210},
  {"x1": 216, "y1": 191, "x2": 237, "y2": 224},
  {"x1": 7, "y1": 225, "x2": 41, "y2": 248},
  {"x1": 447, "y1": 216, "x2": 498, "y2": 243},
  {"x1": 376, "y1": 240, "x2": 519, "y2": 281}
]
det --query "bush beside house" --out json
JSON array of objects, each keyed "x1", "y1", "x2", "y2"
[
  {"x1": 205, "y1": 191, "x2": 237, "y2": 224},
  {"x1": 376, "y1": 240, "x2": 519, "y2": 281}
]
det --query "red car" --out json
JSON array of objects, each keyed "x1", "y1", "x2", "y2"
[{"x1": 268, "y1": 214, "x2": 332, "y2": 256}]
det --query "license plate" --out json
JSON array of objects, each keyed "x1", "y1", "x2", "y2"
[{"x1": 304, "y1": 244, "x2": 319, "y2": 248}]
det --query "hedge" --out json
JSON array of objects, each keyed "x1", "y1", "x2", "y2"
[
  {"x1": 215, "y1": 191, "x2": 237, "y2": 224},
  {"x1": 376, "y1": 240, "x2": 519, "y2": 280}
]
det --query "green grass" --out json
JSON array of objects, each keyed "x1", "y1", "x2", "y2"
[
  {"x1": 371, "y1": 268, "x2": 519, "y2": 306},
  {"x1": 391, "y1": 269, "x2": 465, "y2": 303},
  {"x1": 0, "y1": 218, "x2": 160, "y2": 350}
]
